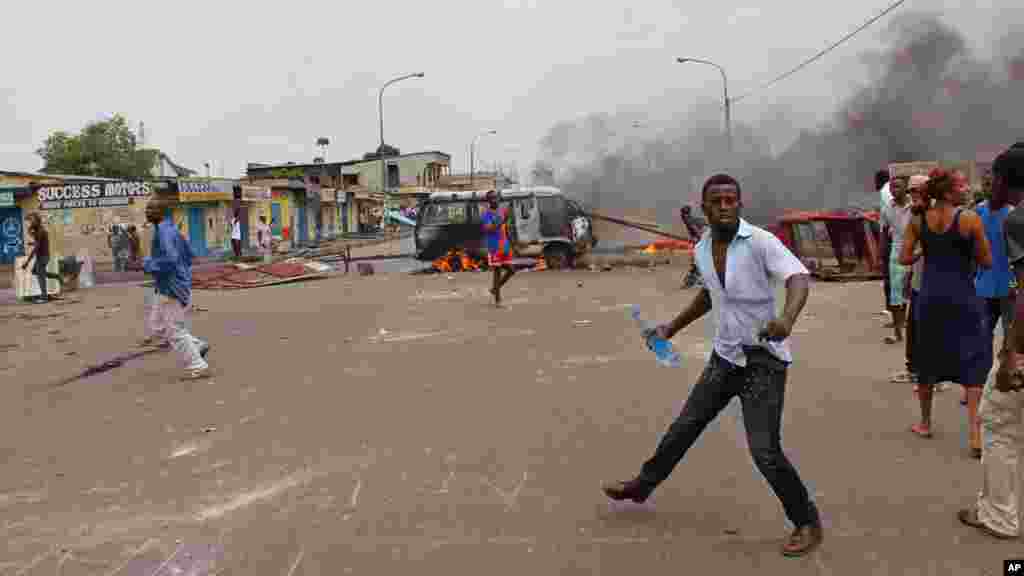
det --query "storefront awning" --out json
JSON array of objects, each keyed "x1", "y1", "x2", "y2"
[{"x1": 177, "y1": 179, "x2": 234, "y2": 202}]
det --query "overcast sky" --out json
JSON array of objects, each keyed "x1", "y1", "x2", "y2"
[{"x1": 0, "y1": 0, "x2": 1013, "y2": 178}]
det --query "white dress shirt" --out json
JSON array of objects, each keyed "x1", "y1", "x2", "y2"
[{"x1": 693, "y1": 218, "x2": 810, "y2": 366}]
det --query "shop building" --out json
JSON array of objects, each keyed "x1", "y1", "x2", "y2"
[
  {"x1": 246, "y1": 150, "x2": 451, "y2": 235},
  {"x1": 172, "y1": 178, "x2": 237, "y2": 257},
  {"x1": 0, "y1": 171, "x2": 168, "y2": 286}
]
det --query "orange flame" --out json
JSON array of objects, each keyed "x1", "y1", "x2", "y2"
[{"x1": 433, "y1": 249, "x2": 482, "y2": 272}]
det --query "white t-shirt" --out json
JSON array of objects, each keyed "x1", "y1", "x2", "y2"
[
  {"x1": 881, "y1": 200, "x2": 912, "y2": 254},
  {"x1": 693, "y1": 219, "x2": 810, "y2": 366},
  {"x1": 231, "y1": 218, "x2": 242, "y2": 241}
]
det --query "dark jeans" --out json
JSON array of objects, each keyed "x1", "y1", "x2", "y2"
[
  {"x1": 639, "y1": 348, "x2": 819, "y2": 528},
  {"x1": 906, "y1": 290, "x2": 917, "y2": 374},
  {"x1": 984, "y1": 296, "x2": 1014, "y2": 341},
  {"x1": 32, "y1": 257, "x2": 56, "y2": 299}
]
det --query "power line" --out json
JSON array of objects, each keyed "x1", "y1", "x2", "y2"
[{"x1": 731, "y1": 0, "x2": 907, "y2": 104}]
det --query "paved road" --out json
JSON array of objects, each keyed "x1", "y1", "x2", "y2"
[{"x1": 0, "y1": 264, "x2": 1017, "y2": 575}]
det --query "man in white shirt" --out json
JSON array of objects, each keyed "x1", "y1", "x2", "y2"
[
  {"x1": 877, "y1": 170, "x2": 894, "y2": 318},
  {"x1": 881, "y1": 176, "x2": 912, "y2": 344},
  {"x1": 603, "y1": 174, "x2": 822, "y2": 557}
]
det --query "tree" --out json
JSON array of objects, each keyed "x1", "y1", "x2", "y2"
[{"x1": 36, "y1": 114, "x2": 157, "y2": 179}]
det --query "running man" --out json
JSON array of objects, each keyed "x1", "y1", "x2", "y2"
[
  {"x1": 482, "y1": 190, "x2": 515, "y2": 306},
  {"x1": 144, "y1": 196, "x2": 211, "y2": 380},
  {"x1": 602, "y1": 174, "x2": 823, "y2": 557}
]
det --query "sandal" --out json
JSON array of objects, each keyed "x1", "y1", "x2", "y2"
[
  {"x1": 957, "y1": 508, "x2": 1016, "y2": 540},
  {"x1": 969, "y1": 447, "x2": 982, "y2": 460},
  {"x1": 909, "y1": 423, "x2": 933, "y2": 438},
  {"x1": 890, "y1": 372, "x2": 914, "y2": 383},
  {"x1": 883, "y1": 335, "x2": 902, "y2": 345}
]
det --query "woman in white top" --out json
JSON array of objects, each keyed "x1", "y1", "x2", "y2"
[{"x1": 231, "y1": 209, "x2": 242, "y2": 260}]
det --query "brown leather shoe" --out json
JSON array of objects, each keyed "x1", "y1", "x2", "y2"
[
  {"x1": 601, "y1": 478, "x2": 654, "y2": 503},
  {"x1": 781, "y1": 523, "x2": 823, "y2": 557}
]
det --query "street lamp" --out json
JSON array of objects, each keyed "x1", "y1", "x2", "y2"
[
  {"x1": 677, "y1": 57, "x2": 732, "y2": 153},
  {"x1": 378, "y1": 72, "x2": 425, "y2": 228},
  {"x1": 470, "y1": 129, "x2": 497, "y2": 189}
]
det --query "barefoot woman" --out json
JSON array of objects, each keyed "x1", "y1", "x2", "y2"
[{"x1": 900, "y1": 168, "x2": 992, "y2": 456}]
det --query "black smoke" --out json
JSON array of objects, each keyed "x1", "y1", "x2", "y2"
[{"x1": 532, "y1": 13, "x2": 1024, "y2": 226}]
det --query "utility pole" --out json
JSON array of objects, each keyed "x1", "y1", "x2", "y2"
[
  {"x1": 470, "y1": 129, "x2": 497, "y2": 189},
  {"x1": 677, "y1": 57, "x2": 732, "y2": 154},
  {"x1": 377, "y1": 72, "x2": 425, "y2": 232}
]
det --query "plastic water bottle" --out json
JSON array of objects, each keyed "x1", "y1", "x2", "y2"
[{"x1": 630, "y1": 305, "x2": 682, "y2": 368}]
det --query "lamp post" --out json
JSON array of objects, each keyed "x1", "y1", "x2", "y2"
[
  {"x1": 677, "y1": 57, "x2": 732, "y2": 153},
  {"x1": 378, "y1": 72, "x2": 424, "y2": 228},
  {"x1": 470, "y1": 129, "x2": 497, "y2": 189}
]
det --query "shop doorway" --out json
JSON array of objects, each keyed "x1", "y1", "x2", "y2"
[
  {"x1": 296, "y1": 204, "x2": 308, "y2": 245},
  {"x1": 188, "y1": 206, "x2": 207, "y2": 257},
  {"x1": 271, "y1": 203, "x2": 282, "y2": 236}
]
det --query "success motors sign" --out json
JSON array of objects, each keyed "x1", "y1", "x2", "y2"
[{"x1": 36, "y1": 181, "x2": 152, "y2": 210}]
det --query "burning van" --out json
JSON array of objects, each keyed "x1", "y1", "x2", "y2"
[{"x1": 414, "y1": 187, "x2": 595, "y2": 269}]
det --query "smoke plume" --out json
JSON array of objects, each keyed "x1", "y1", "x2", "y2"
[{"x1": 532, "y1": 12, "x2": 1024, "y2": 227}]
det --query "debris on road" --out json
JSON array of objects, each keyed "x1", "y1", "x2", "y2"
[
  {"x1": 573, "y1": 320, "x2": 593, "y2": 327},
  {"x1": 189, "y1": 260, "x2": 330, "y2": 290}
]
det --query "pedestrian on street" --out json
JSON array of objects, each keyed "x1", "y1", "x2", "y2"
[
  {"x1": 881, "y1": 176, "x2": 912, "y2": 344},
  {"x1": 959, "y1": 143, "x2": 1024, "y2": 539},
  {"x1": 231, "y1": 209, "x2": 242, "y2": 260},
  {"x1": 899, "y1": 175, "x2": 929, "y2": 387},
  {"x1": 680, "y1": 205, "x2": 705, "y2": 289},
  {"x1": 109, "y1": 225, "x2": 130, "y2": 272},
  {"x1": 900, "y1": 167, "x2": 992, "y2": 455},
  {"x1": 482, "y1": 190, "x2": 515, "y2": 307},
  {"x1": 127, "y1": 225, "x2": 142, "y2": 268},
  {"x1": 257, "y1": 215, "x2": 272, "y2": 263},
  {"x1": 877, "y1": 169, "x2": 894, "y2": 324},
  {"x1": 20, "y1": 213, "x2": 62, "y2": 303},
  {"x1": 602, "y1": 174, "x2": 823, "y2": 558},
  {"x1": 144, "y1": 196, "x2": 211, "y2": 381},
  {"x1": 973, "y1": 172, "x2": 1014, "y2": 402}
]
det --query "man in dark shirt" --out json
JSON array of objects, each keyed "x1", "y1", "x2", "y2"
[
  {"x1": 20, "y1": 213, "x2": 62, "y2": 303},
  {"x1": 959, "y1": 143, "x2": 1024, "y2": 540},
  {"x1": 680, "y1": 206, "x2": 706, "y2": 288}
]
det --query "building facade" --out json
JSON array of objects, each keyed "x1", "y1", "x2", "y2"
[
  {"x1": 247, "y1": 150, "x2": 451, "y2": 235},
  {"x1": 0, "y1": 171, "x2": 170, "y2": 284}
]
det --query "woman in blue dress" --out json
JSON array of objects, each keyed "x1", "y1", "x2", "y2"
[{"x1": 900, "y1": 168, "x2": 992, "y2": 457}]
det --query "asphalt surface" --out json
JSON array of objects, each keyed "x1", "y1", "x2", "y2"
[{"x1": 1, "y1": 263, "x2": 1020, "y2": 575}]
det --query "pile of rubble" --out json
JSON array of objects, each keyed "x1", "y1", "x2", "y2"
[{"x1": 191, "y1": 259, "x2": 331, "y2": 290}]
